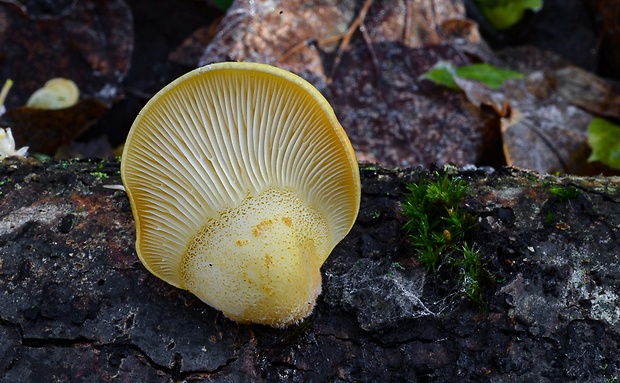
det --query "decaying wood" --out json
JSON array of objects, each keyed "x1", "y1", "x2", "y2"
[{"x1": 0, "y1": 158, "x2": 619, "y2": 382}]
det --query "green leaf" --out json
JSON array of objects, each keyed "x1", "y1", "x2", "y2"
[
  {"x1": 587, "y1": 118, "x2": 620, "y2": 170},
  {"x1": 455, "y1": 63, "x2": 524, "y2": 89},
  {"x1": 419, "y1": 62, "x2": 460, "y2": 90},
  {"x1": 420, "y1": 61, "x2": 523, "y2": 90},
  {"x1": 212, "y1": 0, "x2": 234, "y2": 11},
  {"x1": 474, "y1": 0, "x2": 543, "y2": 30}
]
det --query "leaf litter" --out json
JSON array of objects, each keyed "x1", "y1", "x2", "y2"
[{"x1": 197, "y1": 0, "x2": 620, "y2": 174}]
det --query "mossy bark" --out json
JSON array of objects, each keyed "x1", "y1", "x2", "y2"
[{"x1": 1, "y1": 159, "x2": 619, "y2": 382}]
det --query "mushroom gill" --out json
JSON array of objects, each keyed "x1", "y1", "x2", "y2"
[{"x1": 121, "y1": 62, "x2": 360, "y2": 327}]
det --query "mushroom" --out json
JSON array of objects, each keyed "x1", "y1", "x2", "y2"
[
  {"x1": 121, "y1": 62, "x2": 360, "y2": 327},
  {"x1": 26, "y1": 78, "x2": 79, "y2": 109}
]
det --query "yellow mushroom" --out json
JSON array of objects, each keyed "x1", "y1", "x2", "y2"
[
  {"x1": 121, "y1": 62, "x2": 360, "y2": 327},
  {"x1": 26, "y1": 78, "x2": 79, "y2": 109}
]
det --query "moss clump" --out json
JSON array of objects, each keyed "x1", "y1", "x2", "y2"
[
  {"x1": 402, "y1": 171, "x2": 488, "y2": 307},
  {"x1": 548, "y1": 185, "x2": 579, "y2": 202},
  {"x1": 89, "y1": 171, "x2": 109, "y2": 179}
]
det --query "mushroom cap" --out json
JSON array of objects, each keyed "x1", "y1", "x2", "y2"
[
  {"x1": 26, "y1": 78, "x2": 79, "y2": 109},
  {"x1": 121, "y1": 62, "x2": 360, "y2": 326}
]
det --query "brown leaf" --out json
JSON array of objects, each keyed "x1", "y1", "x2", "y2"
[
  {"x1": 200, "y1": 0, "x2": 493, "y2": 167},
  {"x1": 500, "y1": 105, "x2": 592, "y2": 175},
  {"x1": 455, "y1": 72, "x2": 593, "y2": 174},
  {"x1": 552, "y1": 66, "x2": 620, "y2": 119},
  {"x1": 201, "y1": 0, "x2": 469, "y2": 79},
  {"x1": 201, "y1": 0, "x2": 358, "y2": 80}
]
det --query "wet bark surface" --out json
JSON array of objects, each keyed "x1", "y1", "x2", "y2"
[{"x1": 0, "y1": 159, "x2": 619, "y2": 382}]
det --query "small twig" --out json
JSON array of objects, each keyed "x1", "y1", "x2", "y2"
[
  {"x1": 278, "y1": 35, "x2": 343, "y2": 63},
  {"x1": 403, "y1": 0, "x2": 413, "y2": 43},
  {"x1": 359, "y1": 22, "x2": 384, "y2": 102},
  {"x1": 327, "y1": 0, "x2": 374, "y2": 85}
]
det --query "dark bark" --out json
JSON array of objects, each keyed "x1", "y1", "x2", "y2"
[{"x1": 0, "y1": 158, "x2": 619, "y2": 382}]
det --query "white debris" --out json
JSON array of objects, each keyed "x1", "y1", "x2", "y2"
[{"x1": 0, "y1": 128, "x2": 28, "y2": 160}]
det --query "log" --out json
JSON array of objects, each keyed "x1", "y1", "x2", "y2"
[{"x1": 0, "y1": 158, "x2": 619, "y2": 382}]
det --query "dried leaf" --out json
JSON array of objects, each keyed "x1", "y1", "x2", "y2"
[
  {"x1": 201, "y1": 0, "x2": 468, "y2": 81},
  {"x1": 552, "y1": 66, "x2": 620, "y2": 119},
  {"x1": 201, "y1": 0, "x2": 493, "y2": 167},
  {"x1": 454, "y1": 71, "x2": 593, "y2": 174},
  {"x1": 500, "y1": 104, "x2": 591, "y2": 174}
]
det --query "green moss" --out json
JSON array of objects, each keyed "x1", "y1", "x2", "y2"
[
  {"x1": 402, "y1": 172, "x2": 473, "y2": 271},
  {"x1": 454, "y1": 244, "x2": 484, "y2": 306},
  {"x1": 89, "y1": 171, "x2": 109, "y2": 179},
  {"x1": 402, "y1": 171, "x2": 488, "y2": 307},
  {"x1": 56, "y1": 158, "x2": 79, "y2": 169},
  {"x1": 544, "y1": 211, "x2": 555, "y2": 226},
  {"x1": 362, "y1": 165, "x2": 377, "y2": 172},
  {"x1": 548, "y1": 185, "x2": 579, "y2": 201}
]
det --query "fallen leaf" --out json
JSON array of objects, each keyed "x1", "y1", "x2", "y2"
[
  {"x1": 200, "y1": 0, "x2": 495, "y2": 167},
  {"x1": 500, "y1": 103, "x2": 591, "y2": 174},
  {"x1": 420, "y1": 61, "x2": 524, "y2": 90},
  {"x1": 419, "y1": 61, "x2": 461, "y2": 90},
  {"x1": 455, "y1": 63, "x2": 523, "y2": 89},
  {"x1": 454, "y1": 71, "x2": 593, "y2": 174},
  {"x1": 552, "y1": 66, "x2": 620, "y2": 119},
  {"x1": 0, "y1": 0, "x2": 132, "y2": 156},
  {"x1": 322, "y1": 43, "x2": 490, "y2": 166}
]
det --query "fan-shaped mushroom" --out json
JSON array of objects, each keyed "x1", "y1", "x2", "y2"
[{"x1": 121, "y1": 62, "x2": 360, "y2": 327}]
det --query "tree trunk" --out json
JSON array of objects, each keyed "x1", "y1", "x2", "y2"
[{"x1": 0, "y1": 158, "x2": 618, "y2": 382}]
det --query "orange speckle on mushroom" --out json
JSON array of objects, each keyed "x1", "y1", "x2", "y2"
[
  {"x1": 282, "y1": 217, "x2": 292, "y2": 227},
  {"x1": 264, "y1": 254, "x2": 273, "y2": 267},
  {"x1": 236, "y1": 239, "x2": 249, "y2": 247},
  {"x1": 252, "y1": 219, "x2": 274, "y2": 237}
]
